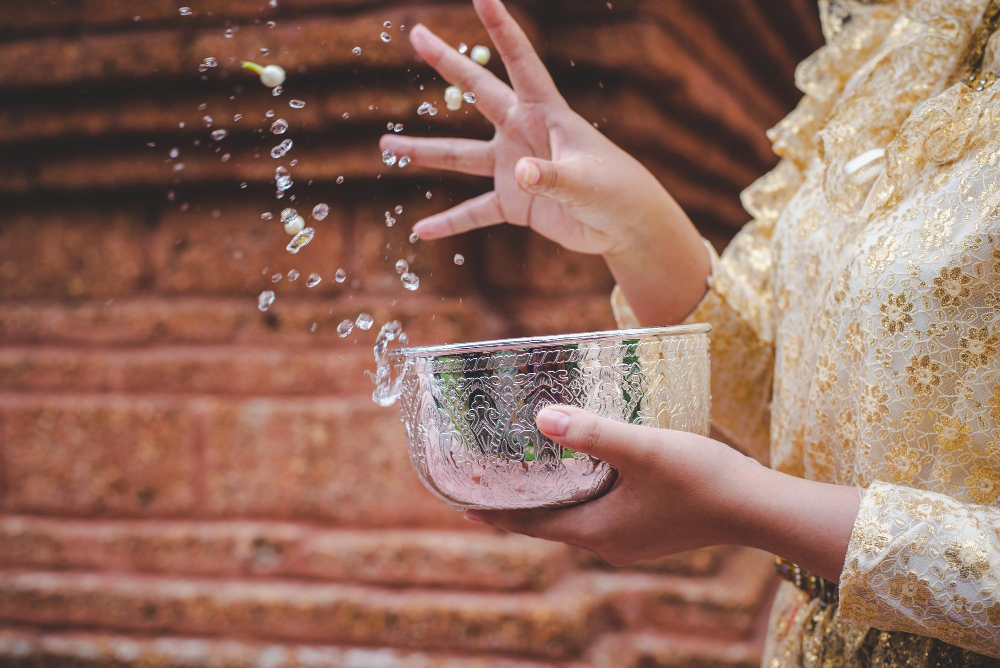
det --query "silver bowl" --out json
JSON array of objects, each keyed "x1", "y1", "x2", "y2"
[{"x1": 391, "y1": 324, "x2": 711, "y2": 510}]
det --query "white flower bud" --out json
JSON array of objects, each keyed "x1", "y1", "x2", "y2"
[
  {"x1": 470, "y1": 45, "x2": 490, "y2": 65},
  {"x1": 444, "y1": 85, "x2": 464, "y2": 111},
  {"x1": 242, "y1": 61, "x2": 286, "y2": 87},
  {"x1": 284, "y1": 214, "x2": 305, "y2": 235}
]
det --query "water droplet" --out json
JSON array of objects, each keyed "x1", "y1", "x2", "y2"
[
  {"x1": 272, "y1": 85, "x2": 284, "y2": 97},
  {"x1": 169, "y1": 147, "x2": 179, "y2": 159},
  {"x1": 271, "y1": 272, "x2": 283, "y2": 283},
  {"x1": 258, "y1": 290, "x2": 275, "y2": 311},
  {"x1": 336, "y1": 176, "x2": 345, "y2": 184},
  {"x1": 357, "y1": 313, "x2": 374, "y2": 330},
  {"x1": 381, "y1": 149, "x2": 397, "y2": 167},
  {"x1": 280, "y1": 207, "x2": 298, "y2": 223},
  {"x1": 286, "y1": 227, "x2": 314, "y2": 253},
  {"x1": 289, "y1": 99, "x2": 306, "y2": 109},
  {"x1": 395, "y1": 259, "x2": 409, "y2": 274},
  {"x1": 312, "y1": 203, "x2": 329, "y2": 220},
  {"x1": 342, "y1": 112, "x2": 350, "y2": 120},
  {"x1": 203, "y1": 57, "x2": 218, "y2": 68},
  {"x1": 352, "y1": 46, "x2": 362, "y2": 56},
  {"x1": 260, "y1": 47, "x2": 270, "y2": 56},
  {"x1": 287, "y1": 269, "x2": 299, "y2": 281},
  {"x1": 454, "y1": 254, "x2": 465, "y2": 265},
  {"x1": 425, "y1": 191, "x2": 433, "y2": 199},
  {"x1": 400, "y1": 272, "x2": 420, "y2": 291},
  {"x1": 458, "y1": 43, "x2": 468, "y2": 54},
  {"x1": 265, "y1": 109, "x2": 275, "y2": 118},
  {"x1": 233, "y1": 113, "x2": 243, "y2": 121},
  {"x1": 275, "y1": 166, "x2": 293, "y2": 191},
  {"x1": 385, "y1": 214, "x2": 396, "y2": 227},
  {"x1": 271, "y1": 138, "x2": 293, "y2": 158},
  {"x1": 267, "y1": 20, "x2": 276, "y2": 28},
  {"x1": 417, "y1": 101, "x2": 437, "y2": 116},
  {"x1": 211, "y1": 128, "x2": 228, "y2": 140},
  {"x1": 310, "y1": 322, "x2": 318, "y2": 332},
  {"x1": 225, "y1": 27, "x2": 236, "y2": 38},
  {"x1": 463, "y1": 92, "x2": 476, "y2": 103},
  {"x1": 383, "y1": 20, "x2": 392, "y2": 28},
  {"x1": 306, "y1": 273, "x2": 322, "y2": 288},
  {"x1": 337, "y1": 319, "x2": 354, "y2": 338},
  {"x1": 394, "y1": 205, "x2": 403, "y2": 215},
  {"x1": 172, "y1": 162, "x2": 185, "y2": 172},
  {"x1": 270, "y1": 118, "x2": 288, "y2": 134},
  {"x1": 409, "y1": 232, "x2": 419, "y2": 243},
  {"x1": 398, "y1": 156, "x2": 410, "y2": 168},
  {"x1": 269, "y1": 0, "x2": 278, "y2": 6},
  {"x1": 179, "y1": 6, "x2": 193, "y2": 16},
  {"x1": 380, "y1": 32, "x2": 392, "y2": 42},
  {"x1": 335, "y1": 268, "x2": 347, "y2": 283},
  {"x1": 393, "y1": 123, "x2": 403, "y2": 133},
  {"x1": 261, "y1": 212, "x2": 273, "y2": 220}
]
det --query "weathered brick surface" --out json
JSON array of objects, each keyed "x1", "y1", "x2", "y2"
[
  {"x1": 0, "y1": 208, "x2": 146, "y2": 300},
  {"x1": 0, "y1": 395, "x2": 198, "y2": 516},
  {"x1": 0, "y1": 571, "x2": 605, "y2": 659},
  {"x1": 0, "y1": 628, "x2": 557, "y2": 668},
  {"x1": 0, "y1": 296, "x2": 502, "y2": 346},
  {"x1": 196, "y1": 397, "x2": 460, "y2": 527},
  {"x1": 0, "y1": 518, "x2": 565, "y2": 591},
  {"x1": 153, "y1": 200, "x2": 346, "y2": 296}
]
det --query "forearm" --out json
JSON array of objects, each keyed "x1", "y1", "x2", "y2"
[
  {"x1": 603, "y1": 192, "x2": 710, "y2": 327},
  {"x1": 734, "y1": 463, "x2": 861, "y2": 583}
]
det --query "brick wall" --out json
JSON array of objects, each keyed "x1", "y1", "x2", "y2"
[{"x1": 0, "y1": 1, "x2": 822, "y2": 665}]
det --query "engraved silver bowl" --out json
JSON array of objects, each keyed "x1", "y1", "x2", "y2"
[{"x1": 390, "y1": 324, "x2": 711, "y2": 510}]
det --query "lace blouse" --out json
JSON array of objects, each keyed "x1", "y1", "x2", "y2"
[{"x1": 613, "y1": 0, "x2": 1000, "y2": 663}]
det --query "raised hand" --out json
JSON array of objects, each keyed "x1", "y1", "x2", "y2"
[{"x1": 381, "y1": 0, "x2": 711, "y2": 324}]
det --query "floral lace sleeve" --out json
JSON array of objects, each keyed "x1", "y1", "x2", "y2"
[
  {"x1": 611, "y1": 220, "x2": 780, "y2": 464},
  {"x1": 839, "y1": 481, "x2": 1000, "y2": 658}
]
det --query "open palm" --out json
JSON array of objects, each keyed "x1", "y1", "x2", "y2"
[{"x1": 379, "y1": 0, "x2": 675, "y2": 257}]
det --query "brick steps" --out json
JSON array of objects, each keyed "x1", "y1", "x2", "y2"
[
  {"x1": 586, "y1": 632, "x2": 762, "y2": 668},
  {"x1": 0, "y1": 571, "x2": 606, "y2": 659},
  {"x1": 0, "y1": 518, "x2": 566, "y2": 592},
  {"x1": 0, "y1": 550, "x2": 773, "y2": 660},
  {"x1": 0, "y1": 628, "x2": 557, "y2": 668},
  {"x1": 0, "y1": 296, "x2": 501, "y2": 346}
]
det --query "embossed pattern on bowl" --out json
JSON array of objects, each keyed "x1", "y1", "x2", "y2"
[{"x1": 391, "y1": 324, "x2": 711, "y2": 510}]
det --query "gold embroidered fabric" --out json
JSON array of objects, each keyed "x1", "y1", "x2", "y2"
[{"x1": 612, "y1": 0, "x2": 1000, "y2": 662}]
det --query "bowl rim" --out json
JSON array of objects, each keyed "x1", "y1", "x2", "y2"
[{"x1": 391, "y1": 323, "x2": 710, "y2": 359}]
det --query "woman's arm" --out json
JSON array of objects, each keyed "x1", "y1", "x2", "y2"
[{"x1": 378, "y1": 0, "x2": 711, "y2": 326}]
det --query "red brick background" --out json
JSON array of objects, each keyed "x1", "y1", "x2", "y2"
[{"x1": 0, "y1": 1, "x2": 822, "y2": 665}]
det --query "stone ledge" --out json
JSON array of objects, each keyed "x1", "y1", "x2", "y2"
[
  {"x1": 0, "y1": 518, "x2": 566, "y2": 592},
  {"x1": 0, "y1": 571, "x2": 606, "y2": 659},
  {"x1": 0, "y1": 627, "x2": 557, "y2": 668}
]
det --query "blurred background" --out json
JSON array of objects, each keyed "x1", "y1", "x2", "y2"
[{"x1": 0, "y1": 1, "x2": 822, "y2": 666}]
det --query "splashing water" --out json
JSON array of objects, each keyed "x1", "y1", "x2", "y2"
[
  {"x1": 454, "y1": 254, "x2": 465, "y2": 265},
  {"x1": 275, "y1": 166, "x2": 293, "y2": 191},
  {"x1": 289, "y1": 99, "x2": 306, "y2": 109},
  {"x1": 395, "y1": 259, "x2": 408, "y2": 274},
  {"x1": 285, "y1": 227, "x2": 314, "y2": 254},
  {"x1": 398, "y1": 156, "x2": 410, "y2": 168},
  {"x1": 335, "y1": 268, "x2": 347, "y2": 283},
  {"x1": 400, "y1": 272, "x2": 419, "y2": 291},
  {"x1": 271, "y1": 138, "x2": 293, "y2": 158},
  {"x1": 306, "y1": 273, "x2": 322, "y2": 288},
  {"x1": 353, "y1": 47, "x2": 362, "y2": 56},
  {"x1": 356, "y1": 313, "x2": 374, "y2": 330},
  {"x1": 372, "y1": 320, "x2": 406, "y2": 407},
  {"x1": 380, "y1": 32, "x2": 392, "y2": 43},
  {"x1": 463, "y1": 92, "x2": 476, "y2": 104},
  {"x1": 287, "y1": 269, "x2": 300, "y2": 281},
  {"x1": 337, "y1": 319, "x2": 354, "y2": 338},
  {"x1": 394, "y1": 205, "x2": 404, "y2": 215},
  {"x1": 270, "y1": 118, "x2": 288, "y2": 134},
  {"x1": 312, "y1": 203, "x2": 329, "y2": 220},
  {"x1": 258, "y1": 290, "x2": 275, "y2": 311},
  {"x1": 179, "y1": 6, "x2": 193, "y2": 16},
  {"x1": 381, "y1": 149, "x2": 397, "y2": 167}
]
